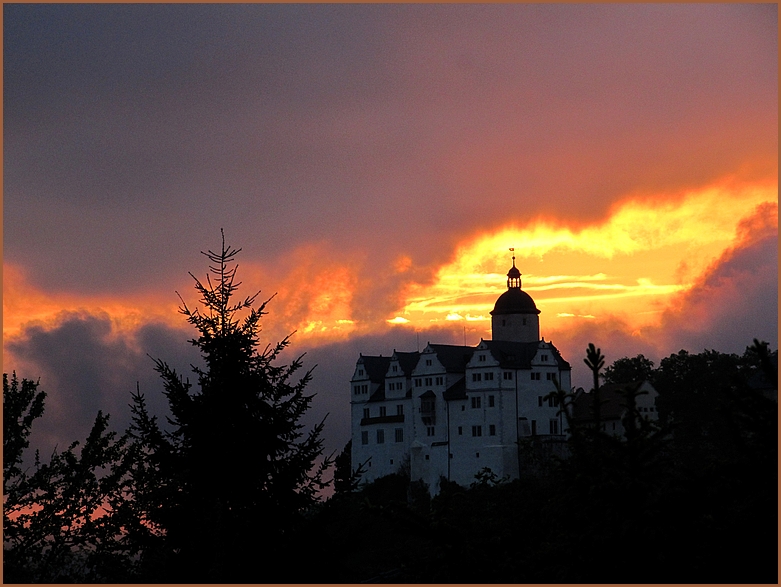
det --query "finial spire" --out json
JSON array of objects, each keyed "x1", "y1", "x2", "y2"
[{"x1": 506, "y1": 247, "x2": 521, "y2": 289}]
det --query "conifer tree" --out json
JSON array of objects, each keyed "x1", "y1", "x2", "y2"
[{"x1": 128, "y1": 231, "x2": 330, "y2": 581}]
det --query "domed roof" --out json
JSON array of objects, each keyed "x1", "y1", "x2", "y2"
[{"x1": 491, "y1": 287, "x2": 540, "y2": 316}]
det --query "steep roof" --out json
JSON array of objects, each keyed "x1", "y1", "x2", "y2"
[
  {"x1": 442, "y1": 377, "x2": 466, "y2": 400},
  {"x1": 429, "y1": 344, "x2": 475, "y2": 373},
  {"x1": 482, "y1": 340, "x2": 571, "y2": 371},
  {"x1": 483, "y1": 340, "x2": 538, "y2": 369},
  {"x1": 359, "y1": 355, "x2": 392, "y2": 383},
  {"x1": 394, "y1": 351, "x2": 421, "y2": 376},
  {"x1": 367, "y1": 384, "x2": 386, "y2": 403}
]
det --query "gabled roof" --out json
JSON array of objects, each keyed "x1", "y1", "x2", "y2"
[
  {"x1": 358, "y1": 355, "x2": 392, "y2": 383},
  {"x1": 394, "y1": 351, "x2": 421, "y2": 376},
  {"x1": 571, "y1": 381, "x2": 652, "y2": 421},
  {"x1": 368, "y1": 382, "x2": 386, "y2": 403},
  {"x1": 443, "y1": 377, "x2": 466, "y2": 400},
  {"x1": 428, "y1": 344, "x2": 475, "y2": 373},
  {"x1": 548, "y1": 344, "x2": 571, "y2": 370},
  {"x1": 481, "y1": 339, "x2": 572, "y2": 371},
  {"x1": 482, "y1": 340, "x2": 539, "y2": 369}
]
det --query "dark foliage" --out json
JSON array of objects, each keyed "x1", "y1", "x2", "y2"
[
  {"x1": 3, "y1": 234, "x2": 332, "y2": 583},
  {"x1": 4, "y1": 374, "x2": 136, "y2": 582},
  {"x1": 603, "y1": 353, "x2": 655, "y2": 384},
  {"x1": 125, "y1": 231, "x2": 331, "y2": 582},
  {"x1": 308, "y1": 341, "x2": 777, "y2": 584},
  {"x1": 4, "y1": 296, "x2": 776, "y2": 583}
]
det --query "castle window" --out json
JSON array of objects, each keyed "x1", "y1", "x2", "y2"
[
  {"x1": 502, "y1": 319, "x2": 506, "y2": 326},
  {"x1": 472, "y1": 373, "x2": 482, "y2": 382},
  {"x1": 435, "y1": 376, "x2": 444, "y2": 385},
  {"x1": 522, "y1": 318, "x2": 527, "y2": 326},
  {"x1": 396, "y1": 404, "x2": 404, "y2": 416},
  {"x1": 541, "y1": 354, "x2": 548, "y2": 362},
  {"x1": 476, "y1": 452, "x2": 480, "y2": 458},
  {"x1": 392, "y1": 365, "x2": 398, "y2": 372},
  {"x1": 472, "y1": 425, "x2": 482, "y2": 437},
  {"x1": 362, "y1": 384, "x2": 368, "y2": 394},
  {"x1": 531, "y1": 372, "x2": 541, "y2": 381},
  {"x1": 471, "y1": 396, "x2": 482, "y2": 409},
  {"x1": 458, "y1": 426, "x2": 463, "y2": 435},
  {"x1": 390, "y1": 459, "x2": 394, "y2": 465},
  {"x1": 363, "y1": 408, "x2": 370, "y2": 418},
  {"x1": 488, "y1": 395, "x2": 495, "y2": 407},
  {"x1": 354, "y1": 385, "x2": 360, "y2": 394},
  {"x1": 395, "y1": 428, "x2": 404, "y2": 442},
  {"x1": 380, "y1": 406, "x2": 387, "y2": 417},
  {"x1": 538, "y1": 396, "x2": 543, "y2": 407},
  {"x1": 485, "y1": 372, "x2": 494, "y2": 381},
  {"x1": 546, "y1": 373, "x2": 553, "y2": 381},
  {"x1": 358, "y1": 369, "x2": 364, "y2": 376},
  {"x1": 376, "y1": 430, "x2": 385, "y2": 444},
  {"x1": 415, "y1": 378, "x2": 422, "y2": 387},
  {"x1": 427, "y1": 426, "x2": 435, "y2": 436},
  {"x1": 549, "y1": 419, "x2": 559, "y2": 435},
  {"x1": 489, "y1": 424, "x2": 496, "y2": 436},
  {"x1": 426, "y1": 359, "x2": 432, "y2": 366},
  {"x1": 479, "y1": 354, "x2": 486, "y2": 362},
  {"x1": 425, "y1": 377, "x2": 432, "y2": 386},
  {"x1": 361, "y1": 431, "x2": 369, "y2": 445},
  {"x1": 503, "y1": 371, "x2": 513, "y2": 380}
]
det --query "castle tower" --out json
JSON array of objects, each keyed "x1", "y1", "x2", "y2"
[{"x1": 490, "y1": 253, "x2": 540, "y2": 342}]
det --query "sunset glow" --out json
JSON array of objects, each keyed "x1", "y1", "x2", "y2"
[
  {"x1": 392, "y1": 180, "x2": 776, "y2": 336},
  {"x1": 3, "y1": 3, "x2": 776, "y2": 469}
]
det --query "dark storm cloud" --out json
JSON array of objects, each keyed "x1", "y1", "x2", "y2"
[
  {"x1": 4, "y1": 4, "x2": 777, "y2": 297},
  {"x1": 6, "y1": 312, "x2": 202, "y2": 460},
  {"x1": 656, "y1": 226, "x2": 778, "y2": 356}
]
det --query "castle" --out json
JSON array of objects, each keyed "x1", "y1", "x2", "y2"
[{"x1": 350, "y1": 256, "x2": 572, "y2": 492}]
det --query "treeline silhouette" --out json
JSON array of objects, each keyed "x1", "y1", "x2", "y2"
[{"x1": 3, "y1": 236, "x2": 777, "y2": 583}]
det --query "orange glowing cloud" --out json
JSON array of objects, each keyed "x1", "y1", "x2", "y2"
[
  {"x1": 234, "y1": 245, "x2": 362, "y2": 346},
  {"x1": 390, "y1": 178, "x2": 776, "y2": 340},
  {"x1": 2, "y1": 264, "x2": 184, "y2": 343}
]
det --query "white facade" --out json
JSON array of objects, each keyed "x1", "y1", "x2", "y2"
[{"x1": 350, "y1": 258, "x2": 573, "y2": 493}]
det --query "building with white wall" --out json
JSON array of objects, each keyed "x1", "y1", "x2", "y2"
[{"x1": 350, "y1": 257, "x2": 572, "y2": 492}]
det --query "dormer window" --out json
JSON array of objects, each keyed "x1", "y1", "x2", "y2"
[
  {"x1": 478, "y1": 354, "x2": 486, "y2": 362},
  {"x1": 392, "y1": 365, "x2": 398, "y2": 372},
  {"x1": 426, "y1": 359, "x2": 432, "y2": 366},
  {"x1": 541, "y1": 355, "x2": 548, "y2": 362},
  {"x1": 358, "y1": 369, "x2": 364, "y2": 376}
]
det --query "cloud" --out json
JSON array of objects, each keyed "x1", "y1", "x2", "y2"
[
  {"x1": 653, "y1": 202, "x2": 778, "y2": 354},
  {"x1": 4, "y1": 5, "x2": 776, "y2": 300},
  {"x1": 5, "y1": 312, "x2": 201, "y2": 461}
]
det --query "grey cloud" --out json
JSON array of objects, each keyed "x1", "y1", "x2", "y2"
[
  {"x1": 5, "y1": 312, "x2": 201, "y2": 462},
  {"x1": 5, "y1": 4, "x2": 776, "y2": 298}
]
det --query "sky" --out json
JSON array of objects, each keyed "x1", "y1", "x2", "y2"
[{"x1": 3, "y1": 4, "x2": 778, "y2": 463}]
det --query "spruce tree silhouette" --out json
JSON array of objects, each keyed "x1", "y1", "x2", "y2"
[
  {"x1": 128, "y1": 231, "x2": 330, "y2": 582},
  {"x1": 583, "y1": 343, "x2": 606, "y2": 446}
]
